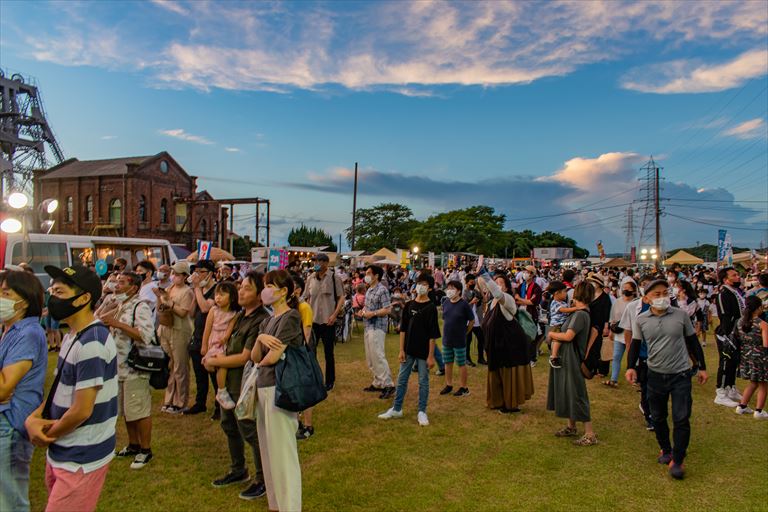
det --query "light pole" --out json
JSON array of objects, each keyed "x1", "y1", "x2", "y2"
[
  {"x1": 1, "y1": 192, "x2": 58, "y2": 263},
  {"x1": 639, "y1": 247, "x2": 658, "y2": 270}
]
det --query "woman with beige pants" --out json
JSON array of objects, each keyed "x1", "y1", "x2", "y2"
[
  {"x1": 252, "y1": 270, "x2": 304, "y2": 511},
  {"x1": 156, "y1": 261, "x2": 195, "y2": 414}
]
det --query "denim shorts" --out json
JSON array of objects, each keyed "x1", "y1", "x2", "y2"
[{"x1": 442, "y1": 346, "x2": 467, "y2": 366}]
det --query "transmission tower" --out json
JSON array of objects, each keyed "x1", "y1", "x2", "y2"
[
  {"x1": 623, "y1": 205, "x2": 635, "y2": 261},
  {"x1": 637, "y1": 156, "x2": 664, "y2": 259},
  {"x1": 0, "y1": 70, "x2": 65, "y2": 198}
]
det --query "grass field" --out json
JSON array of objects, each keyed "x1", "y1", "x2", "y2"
[{"x1": 28, "y1": 328, "x2": 768, "y2": 512}]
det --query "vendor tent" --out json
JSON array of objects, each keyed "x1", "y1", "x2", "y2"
[
  {"x1": 663, "y1": 250, "x2": 704, "y2": 266},
  {"x1": 601, "y1": 257, "x2": 632, "y2": 268},
  {"x1": 371, "y1": 248, "x2": 399, "y2": 261}
]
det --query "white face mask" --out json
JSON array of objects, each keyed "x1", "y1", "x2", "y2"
[
  {"x1": 522, "y1": 272, "x2": 531, "y2": 281},
  {"x1": 445, "y1": 289, "x2": 458, "y2": 300},
  {"x1": 106, "y1": 281, "x2": 117, "y2": 291},
  {"x1": 0, "y1": 297, "x2": 21, "y2": 321},
  {"x1": 113, "y1": 293, "x2": 128, "y2": 303},
  {"x1": 157, "y1": 272, "x2": 167, "y2": 280},
  {"x1": 364, "y1": 275, "x2": 372, "y2": 284},
  {"x1": 651, "y1": 297, "x2": 671, "y2": 311},
  {"x1": 416, "y1": 284, "x2": 428, "y2": 296}
]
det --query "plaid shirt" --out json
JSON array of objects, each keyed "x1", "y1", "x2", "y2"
[{"x1": 364, "y1": 282, "x2": 391, "y2": 332}]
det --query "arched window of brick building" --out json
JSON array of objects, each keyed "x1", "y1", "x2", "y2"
[
  {"x1": 66, "y1": 197, "x2": 73, "y2": 222},
  {"x1": 85, "y1": 196, "x2": 93, "y2": 222},
  {"x1": 200, "y1": 218, "x2": 207, "y2": 240},
  {"x1": 138, "y1": 195, "x2": 147, "y2": 222},
  {"x1": 109, "y1": 199, "x2": 122, "y2": 225},
  {"x1": 213, "y1": 221, "x2": 219, "y2": 244},
  {"x1": 160, "y1": 199, "x2": 168, "y2": 224}
]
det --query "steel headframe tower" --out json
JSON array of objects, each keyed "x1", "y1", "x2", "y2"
[
  {"x1": 0, "y1": 70, "x2": 65, "y2": 199},
  {"x1": 637, "y1": 156, "x2": 664, "y2": 263}
]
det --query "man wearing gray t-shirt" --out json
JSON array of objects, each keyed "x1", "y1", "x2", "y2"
[{"x1": 626, "y1": 279, "x2": 708, "y2": 481}]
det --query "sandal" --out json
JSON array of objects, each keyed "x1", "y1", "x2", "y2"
[
  {"x1": 555, "y1": 426, "x2": 578, "y2": 437},
  {"x1": 572, "y1": 434, "x2": 598, "y2": 446}
]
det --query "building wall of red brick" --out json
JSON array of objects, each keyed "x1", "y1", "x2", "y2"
[{"x1": 33, "y1": 155, "x2": 227, "y2": 249}]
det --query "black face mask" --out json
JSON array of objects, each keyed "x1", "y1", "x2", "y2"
[
  {"x1": 48, "y1": 293, "x2": 88, "y2": 321},
  {"x1": 622, "y1": 290, "x2": 635, "y2": 297}
]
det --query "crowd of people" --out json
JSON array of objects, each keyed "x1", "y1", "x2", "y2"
[{"x1": 0, "y1": 254, "x2": 766, "y2": 511}]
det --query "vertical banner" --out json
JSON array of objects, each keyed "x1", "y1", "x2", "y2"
[
  {"x1": 428, "y1": 251, "x2": 435, "y2": 269},
  {"x1": 717, "y1": 229, "x2": 727, "y2": 266},
  {"x1": 279, "y1": 249, "x2": 289, "y2": 269},
  {"x1": 399, "y1": 249, "x2": 408, "y2": 269},
  {"x1": 596, "y1": 240, "x2": 605, "y2": 261},
  {"x1": 725, "y1": 233, "x2": 733, "y2": 266},
  {"x1": 630, "y1": 246, "x2": 636, "y2": 263},
  {"x1": 267, "y1": 248, "x2": 281, "y2": 271},
  {"x1": 197, "y1": 240, "x2": 212, "y2": 260}
]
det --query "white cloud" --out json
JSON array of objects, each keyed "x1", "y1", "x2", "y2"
[
  {"x1": 100, "y1": 135, "x2": 117, "y2": 140},
  {"x1": 17, "y1": 1, "x2": 768, "y2": 94},
  {"x1": 621, "y1": 49, "x2": 768, "y2": 93},
  {"x1": 150, "y1": 0, "x2": 188, "y2": 16},
  {"x1": 722, "y1": 118, "x2": 766, "y2": 139},
  {"x1": 158, "y1": 128, "x2": 214, "y2": 145},
  {"x1": 224, "y1": 147, "x2": 241, "y2": 152}
]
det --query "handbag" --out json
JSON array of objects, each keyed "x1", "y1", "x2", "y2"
[
  {"x1": 235, "y1": 361, "x2": 259, "y2": 421},
  {"x1": 157, "y1": 303, "x2": 174, "y2": 327},
  {"x1": 330, "y1": 269, "x2": 345, "y2": 341},
  {"x1": 571, "y1": 316, "x2": 596, "y2": 380},
  {"x1": 125, "y1": 302, "x2": 170, "y2": 389},
  {"x1": 515, "y1": 308, "x2": 538, "y2": 342}
]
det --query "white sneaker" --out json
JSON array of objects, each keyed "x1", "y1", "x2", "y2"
[
  {"x1": 417, "y1": 411, "x2": 429, "y2": 427},
  {"x1": 216, "y1": 389, "x2": 237, "y2": 410},
  {"x1": 735, "y1": 405, "x2": 754, "y2": 415},
  {"x1": 714, "y1": 389, "x2": 739, "y2": 408},
  {"x1": 727, "y1": 386, "x2": 743, "y2": 402},
  {"x1": 377, "y1": 408, "x2": 403, "y2": 420},
  {"x1": 754, "y1": 410, "x2": 768, "y2": 420},
  {"x1": 129, "y1": 451, "x2": 153, "y2": 469}
]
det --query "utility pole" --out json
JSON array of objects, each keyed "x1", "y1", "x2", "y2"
[
  {"x1": 655, "y1": 164, "x2": 661, "y2": 260},
  {"x1": 351, "y1": 162, "x2": 358, "y2": 251},
  {"x1": 638, "y1": 156, "x2": 663, "y2": 264}
]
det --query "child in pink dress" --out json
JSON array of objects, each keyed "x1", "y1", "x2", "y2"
[{"x1": 202, "y1": 282, "x2": 239, "y2": 409}]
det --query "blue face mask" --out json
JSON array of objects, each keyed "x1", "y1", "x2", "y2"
[{"x1": 314, "y1": 265, "x2": 321, "y2": 272}]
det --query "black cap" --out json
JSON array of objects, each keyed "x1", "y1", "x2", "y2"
[
  {"x1": 193, "y1": 259, "x2": 216, "y2": 272},
  {"x1": 314, "y1": 253, "x2": 329, "y2": 262},
  {"x1": 45, "y1": 265, "x2": 102, "y2": 304},
  {"x1": 644, "y1": 279, "x2": 669, "y2": 296}
]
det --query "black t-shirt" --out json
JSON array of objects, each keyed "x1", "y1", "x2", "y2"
[
  {"x1": 192, "y1": 285, "x2": 216, "y2": 345},
  {"x1": 590, "y1": 292, "x2": 612, "y2": 338},
  {"x1": 399, "y1": 300, "x2": 441, "y2": 360}
]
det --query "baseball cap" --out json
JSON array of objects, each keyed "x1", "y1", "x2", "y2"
[
  {"x1": 314, "y1": 253, "x2": 329, "y2": 262},
  {"x1": 644, "y1": 279, "x2": 669, "y2": 296},
  {"x1": 45, "y1": 265, "x2": 103, "y2": 303},
  {"x1": 525, "y1": 265, "x2": 537, "y2": 275},
  {"x1": 170, "y1": 261, "x2": 191, "y2": 275}
]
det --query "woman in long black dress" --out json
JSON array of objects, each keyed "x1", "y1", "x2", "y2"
[
  {"x1": 546, "y1": 282, "x2": 597, "y2": 445},
  {"x1": 476, "y1": 270, "x2": 534, "y2": 413}
]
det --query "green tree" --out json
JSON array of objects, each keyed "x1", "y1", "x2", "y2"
[
  {"x1": 232, "y1": 235, "x2": 257, "y2": 259},
  {"x1": 288, "y1": 224, "x2": 337, "y2": 251},
  {"x1": 346, "y1": 203, "x2": 418, "y2": 252},
  {"x1": 412, "y1": 206, "x2": 506, "y2": 255}
]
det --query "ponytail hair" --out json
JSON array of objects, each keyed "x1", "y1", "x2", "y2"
[
  {"x1": 741, "y1": 295, "x2": 762, "y2": 332},
  {"x1": 265, "y1": 269, "x2": 298, "y2": 309}
]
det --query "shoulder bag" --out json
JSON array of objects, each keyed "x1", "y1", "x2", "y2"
[{"x1": 125, "y1": 301, "x2": 170, "y2": 389}]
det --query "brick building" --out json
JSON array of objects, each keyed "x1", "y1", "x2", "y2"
[{"x1": 32, "y1": 151, "x2": 227, "y2": 249}]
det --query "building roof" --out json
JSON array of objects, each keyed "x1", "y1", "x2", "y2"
[{"x1": 39, "y1": 155, "x2": 156, "y2": 180}]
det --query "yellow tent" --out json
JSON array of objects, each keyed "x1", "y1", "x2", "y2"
[
  {"x1": 370, "y1": 248, "x2": 399, "y2": 261},
  {"x1": 663, "y1": 250, "x2": 704, "y2": 266}
]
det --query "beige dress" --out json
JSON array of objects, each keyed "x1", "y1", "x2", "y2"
[{"x1": 158, "y1": 284, "x2": 195, "y2": 409}]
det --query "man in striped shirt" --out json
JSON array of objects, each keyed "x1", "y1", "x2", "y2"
[{"x1": 25, "y1": 265, "x2": 118, "y2": 512}]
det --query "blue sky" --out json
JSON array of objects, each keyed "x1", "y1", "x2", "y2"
[{"x1": 1, "y1": 0, "x2": 766, "y2": 254}]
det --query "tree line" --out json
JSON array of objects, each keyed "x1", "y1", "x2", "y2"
[{"x1": 288, "y1": 203, "x2": 589, "y2": 258}]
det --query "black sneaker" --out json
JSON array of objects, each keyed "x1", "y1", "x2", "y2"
[
  {"x1": 363, "y1": 385, "x2": 383, "y2": 392},
  {"x1": 439, "y1": 385, "x2": 454, "y2": 395},
  {"x1": 325, "y1": 382, "x2": 335, "y2": 392},
  {"x1": 211, "y1": 408, "x2": 221, "y2": 421},
  {"x1": 379, "y1": 387, "x2": 395, "y2": 399},
  {"x1": 549, "y1": 356, "x2": 562, "y2": 369},
  {"x1": 130, "y1": 451, "x2": 153, "y2": 470},
  {"x1": 212, "y1": 471, "x2": 249, "y2": 488},
  {"x1": 239, "y1": 481, "x2": 267, "y2": 500},
  {"x1": 669, "y1": 462, "x2": 685, "y2": 480},
  {"x1": 296, "y1": 425, "x2": 314, "y2": 440},
  {"x1": 435, "y1": 369, "x2": 445, "y2": 376},
  {"x1": 116, "y1": 445, "x2": 140, "y2": 457},
  {"x1": 182, "y1": 404, "x2": 206, "y2": 415},
  {"x1": 453, "y1": 387, "x2": 470, "y2": 397},
  {"x1": 467, "y1": 360, "x2": 477, "y2": 367},
  {"x1": 645, "y1": 420, "x2": 655, "y2": 431},
  {"x1": 657, "y1": 451, "x2": 673, "y2": 465}
]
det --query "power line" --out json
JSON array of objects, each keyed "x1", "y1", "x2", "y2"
[
  {"x1": 663, "y1": 197, "x2": 768, "y2": 203},
  {"x1": 666, "y1": 212, "x2": 767, "y2": 231}
]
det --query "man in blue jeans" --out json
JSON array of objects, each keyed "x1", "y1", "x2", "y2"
[
  {"x1": 378, "y1": 274, "x2": 440, "y2": 426},
  {"x1": 626, "y1": 279, "x2": 708, "y2": 480}
]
